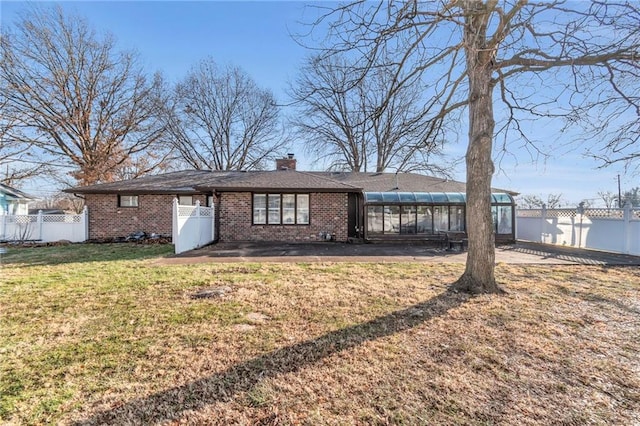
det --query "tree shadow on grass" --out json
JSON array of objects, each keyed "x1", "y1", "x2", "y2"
[
  {"x1": 76, "y1": 290, "x2": 469, "y2": 425},
  {"x1": 550, "y1": 282, "x2": 640, "y2": 315}
]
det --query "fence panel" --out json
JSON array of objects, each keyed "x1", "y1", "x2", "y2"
[
  {"x1": 0, "y1": 207, "x2": 88, "y2": 243},
  {"x1": 172, "y1": 200, "x2": 215, "y2": 254},
  {"x1": 516, "y1": 205, "x2": 640, "y2": 256}
]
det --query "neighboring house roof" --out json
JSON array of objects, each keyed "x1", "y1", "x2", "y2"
[
  {"x1": 63, "y1": 169, "x2": 516, "y2": 195},
  {"x1": 0, "y1": 182, "x2": 36, "y2": 200}
]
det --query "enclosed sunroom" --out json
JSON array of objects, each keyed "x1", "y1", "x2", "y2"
[{"x1": 363, "y1": 192, "x2": 516, "y2": 243}]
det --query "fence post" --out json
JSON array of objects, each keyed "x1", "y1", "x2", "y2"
[
  {"x1": 214, "y1": 203, "x2": 216, "y2": 241},
  {"x1": 172, "y1": 198, "x2": 179, "y2": 254},
  {"x1": 37, "y1": 210, "x2": 43, "y2": 241},
  {"x1": 82, "y1": 206, "x2": 89, "y2": 242},
  {"x1": 195, "y1": 200, "x2": 201, "y2": 248},
  {"x1": 623, "y1": 202, "x2": 631, "y2": 254},
  {"x1": 540, "y1": 204, "x2": 547, "y2": 244},
  {"x1": 576, "y1": 202, "x2": 585, "y2": 249}
]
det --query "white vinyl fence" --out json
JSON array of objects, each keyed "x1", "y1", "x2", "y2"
[
  {"x1": 0, "y1": 207, "x2": 89, "y2": 243},
  {"x1": 172, "y1": 199, "x2": 215, "y2": 254},
  {"x1": 516, "y1": 204, "x2": 640, "y2": 256}
]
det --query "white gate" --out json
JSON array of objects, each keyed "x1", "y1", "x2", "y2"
[{"x1": 172, "y1": 199, "x2": 215, "y2": 254}]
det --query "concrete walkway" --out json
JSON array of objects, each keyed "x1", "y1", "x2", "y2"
[{"x1": 156, "y1": 241, "x2": 640, "y2": 266}]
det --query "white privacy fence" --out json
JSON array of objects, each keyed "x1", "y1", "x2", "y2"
[
  {"x1": 516, "y1": 205, "x2": 640, "y2": 256},
  {"x1": 0, "y1": 207, "x2": 89, "y2": 243},
  {"x1": 172, "y1": 199, "x2": 215, "y2": 254}
]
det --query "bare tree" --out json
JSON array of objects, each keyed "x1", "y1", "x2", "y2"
[
  {"x1": 164, "y1": 59, "x2": 286, "y2": 171},
  {"x1": 290, "y1": 54, "x2": 451, "y2": 174},
  {"x1": 30, "y1": 191, "x2": 84, "y2": 213},
  {"x1": 597, "y1": 191, "x2": 618, "y2": 210},
  {"x1": 0, "y1": 5, "x2": 171, "y2": 186},
  {"x1": 309, "y1": 1, "x2": 640, "y2": 293},
  {"x1": 0, "y1": 93, "x2": 48, "y2": 185},
  {"x1": 583, "y1": 71, "x2": 640, "y2": 172},
  {"x1": 519, "y1": 193, "x2": 564, "y2": 209},
  {"x1": 622, "y1": 187, "x2": 640, "y2": 207}
]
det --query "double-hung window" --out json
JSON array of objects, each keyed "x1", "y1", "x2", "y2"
[{"x1": 253, "y1": 193, "x2": 310, "y2": 225}]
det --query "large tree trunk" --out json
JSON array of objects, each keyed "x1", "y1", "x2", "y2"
[{"x1": 452, "y1": 2, "x2": 502, "y2": 294}]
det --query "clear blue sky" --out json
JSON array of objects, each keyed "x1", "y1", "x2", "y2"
[{"x1": 1, "y1": 1, "x2": 636, "y2": 206}]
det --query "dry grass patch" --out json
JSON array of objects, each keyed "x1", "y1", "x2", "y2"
[{"x1": 1, "y1": 245, "x2": 638, "y2": 425}]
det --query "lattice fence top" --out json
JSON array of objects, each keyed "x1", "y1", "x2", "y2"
[
  {"x1": 545, "y1": 209, "x2": 577, "y2": 218},
  {"x1": 5, "y1": 215, "x2": 37, "y2": 224},
  {"x1": 517, "y1": 208, "x2": 636, "y2": 219},
  {"x1": 584, "y1": 208, "x2": 624, "y2": 219},
  {"x1": 516, "y1": 209, "x2": 543, "y2": 217},
  {"x1": 177, "y1": 205, "x2": 214, "y2": 218},
  {"x1": 41, "y1": 214, "x2": 83, "y2": 223},
  {"x1": 178, "y1": 206, "x2": 197, "y2": 217}
]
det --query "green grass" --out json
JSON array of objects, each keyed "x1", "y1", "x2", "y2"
[{"x1": 1, "y1": 243, "x2": 639, "y2": 425}]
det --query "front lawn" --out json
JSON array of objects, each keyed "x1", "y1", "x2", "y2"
[{"x1": 1, "y1": 244, "x2": 638, "y2": 424}]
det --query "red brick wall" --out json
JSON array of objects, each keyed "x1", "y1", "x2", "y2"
[
  {"x1": 85, "y1": 191, "x2": 347, "y2": 242},
  {"x1": 85, "y1": 193, "x2": 207, "y2": 239},
  {"x1": 275, "y1": 158, "x2": 297, "y2": 170},
  {"x1": 218, "y1": 192, "x2": 349, "y2": 242}
]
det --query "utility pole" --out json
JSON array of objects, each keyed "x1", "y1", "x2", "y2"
[{"x1": 617, "y1": 174, "x2": 622, "y2": 208}]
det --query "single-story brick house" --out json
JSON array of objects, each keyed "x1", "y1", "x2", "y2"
[{"x1": 64, "y1": 155, "x2": 517, "y2": 243}]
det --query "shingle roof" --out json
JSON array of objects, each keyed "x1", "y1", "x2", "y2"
[
  {"x1": 194, "y1": 171, "x2": 361, "y2": 192},
  {"x1": 0, "y1": 182, "x2": 36, "y2": 200},
  {"x1": 63, "y1": 169, "x2": 516, "y2": 195},
  {"x1": 63, "y1": 170, "x2": 216, "y2": 194},
  {"x1": 308, "y1": 172, "x2": 468, "y2": 192},
  {"x1": 64, "y1": 170, "x2": 361, "y2": 194}
]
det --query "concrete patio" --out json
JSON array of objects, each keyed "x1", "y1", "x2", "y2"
[{"x1": 157, "y1": 241, "x2": 640, "y2": 266}]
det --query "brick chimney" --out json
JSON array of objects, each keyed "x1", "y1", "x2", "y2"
[{"x1": 275, "y1": 153, "x2": 296, "y2": 171}]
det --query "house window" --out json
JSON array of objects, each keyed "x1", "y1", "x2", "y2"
[
  {"x1": 434, "y1": 206, "x2": 449, "y2": 232},
  {"x1": 282, "y1": 194, "x2": 296, "y2": 224},
  {"x1": 296, "y1": 194, "x2": 309, "y2": 224},
  {"x1": 118, "y1": 195, "x2": 139, "y2": 207},
  {"x1": 367, "y1": 206, "x2": 384, "y2": 235},
  {"x1": 268, "y1": 194, "x2": 281, "y2": 224},
  {"x1": 253, "y1": 193, "x2": 310, "y2": 225},
  {"x1": 178, "y1": 195, "x2": 193, "y2": 205},
  {"x1": 450, "y1": 206, "x2": 465, "y2": 231},
  {"x1": 496, "y1": 206, "x2": 513, "y2": 234},
  {"x1": 384, "y1": 206, "x2": 400, "y2": 234},
  {"x1": 401, "y1": 205, "x2": 417, "y2": 234},
  {"x1": 417, "y1": 206, "x2": 433, "y2": 234},
  {"x1": 254, "y1": 194, "x2": 267, "y2": 224}
]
